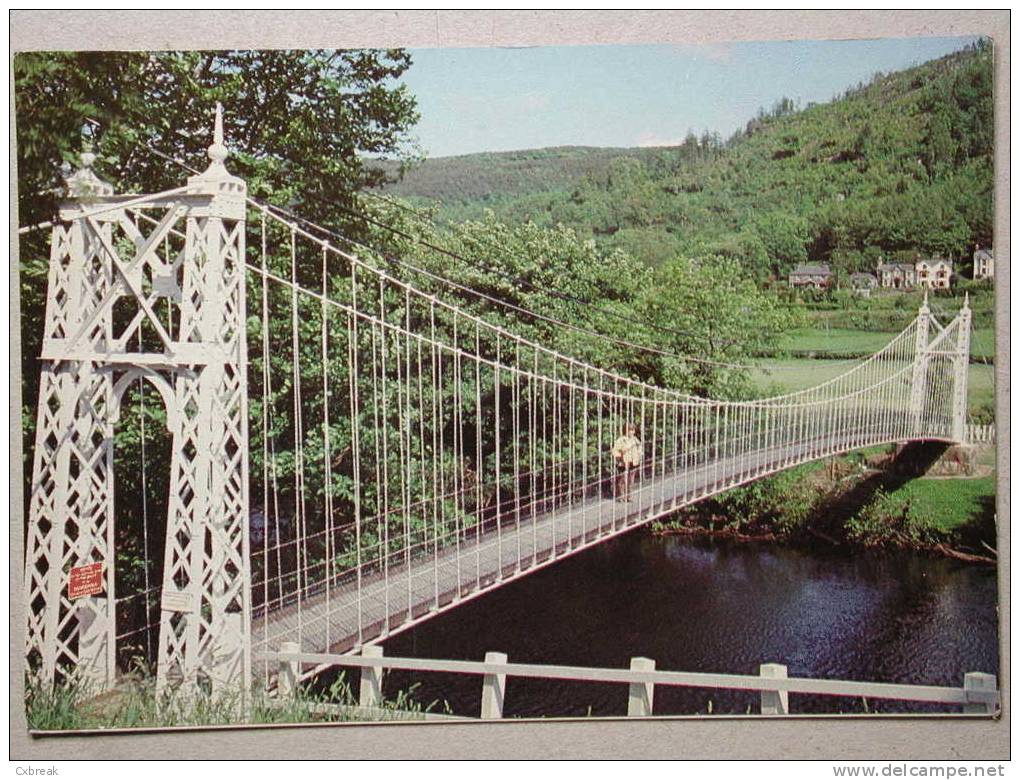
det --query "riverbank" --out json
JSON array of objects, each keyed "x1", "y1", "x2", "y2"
[{"x1": 652, "y1": 444, "x2": 998, "y2": 565}]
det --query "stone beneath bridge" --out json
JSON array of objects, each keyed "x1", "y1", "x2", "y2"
[{"x1": 891, "y1": 440, "x2": 982, "y2": 477}]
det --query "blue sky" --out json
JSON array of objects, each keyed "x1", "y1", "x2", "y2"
[{"x1": 397, "y1": 36, "x2": 981, "y2": 158}]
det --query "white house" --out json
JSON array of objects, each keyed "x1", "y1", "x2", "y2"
[
  {"x1": 973, "y1": 246, "x2": 994, "y2": 280},
  {"x1": 915, "y1": 257, "x2": 953, "y2": 290}
]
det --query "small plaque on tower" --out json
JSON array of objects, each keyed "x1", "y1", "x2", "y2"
[{"x1": 68, "y1": 562, "x2": 104, "y2": 600}]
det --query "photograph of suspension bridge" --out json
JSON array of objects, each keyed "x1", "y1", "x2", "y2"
[{"x1": 14, "y1": 34, "x2": 1000, "y2": 730}]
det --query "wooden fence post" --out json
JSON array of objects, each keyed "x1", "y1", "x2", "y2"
[
  {"x1": 963, "y1": 672, "x2": 998, "y2": 714},
  {"x1": 760, "y1": 663, "x2": 789, "y2": 715},
  {"x1": 627, "y1": 657, "x2": 655, "y2": 717},
  {"x1": 480, "y1": 651, "x2": 507, "y2": 719},
  {"x1": 278, "y1": 641, "x2": 300, "y2": 697},
  {"x1": 359, "y1": 645, "x2": 385, "y2": 708}
]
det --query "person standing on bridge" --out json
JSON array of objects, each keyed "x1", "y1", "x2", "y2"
[{"x1": 611, "y1": 423, "x2": 644, "y2": 502}]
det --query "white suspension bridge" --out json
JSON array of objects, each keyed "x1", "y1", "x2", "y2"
[{"x1": 22, "y1": 109, "x2": 983, "y2": 706}]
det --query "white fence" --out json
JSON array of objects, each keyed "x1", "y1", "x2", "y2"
[
  {"x1": 966, "y1": 423, "x2": 996, "y2": 444},
  {"x1": 265, "y1": 646, "x2": 999, "y2": 718}
]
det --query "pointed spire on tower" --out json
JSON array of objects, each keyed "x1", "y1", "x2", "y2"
[
  {"x1": 201, "y1": 102, "x2": 229, "y2": 176},
  {"x1": 920, "y1": 289, "x2": 930, "y2": 315},
  {"x1": 63, "y1": 134, "x2": 114, "y2": 199},
  {"x1": 188, "y1": 103, "x2": 244, "y2": 202},
  {"x1": 963, "y1": 291, "x2": 970, "y2": 311}
]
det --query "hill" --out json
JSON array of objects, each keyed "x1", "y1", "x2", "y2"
[
  {"x1": 374, "y1": 41, "x2": 993, "y2": 278},
  {"x1": 374, "y1": 145, "x2": 666, "y2": 206}
]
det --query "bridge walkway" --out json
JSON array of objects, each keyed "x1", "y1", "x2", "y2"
[{"x1": 254, "y1": 417, "x2": 929, "y2": 671}]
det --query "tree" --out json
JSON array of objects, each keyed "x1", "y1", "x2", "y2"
[
  {"x1": 14, "y1": 50, "x2": 420, "y2": 227},
  {"x1": 752, "y1": 212, "x2": 810, "y2": 278},
  {"x1": 639, "y1": 255, "x2": 797, "y2": 397}
]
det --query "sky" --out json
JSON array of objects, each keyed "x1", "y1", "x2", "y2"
[{"x1": 397, "y1": 36, "x2": 982, "y2": 159}]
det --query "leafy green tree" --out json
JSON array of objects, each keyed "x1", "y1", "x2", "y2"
[
  {"x1": 639, "y1": 255, "x2": 797, "y2": 397},
  {"x1": 14, "y1": 50, "x2": 420, "y2": 226},
  {"x1": 752, "y1": 212, "x2": 810, "y2": 277}
]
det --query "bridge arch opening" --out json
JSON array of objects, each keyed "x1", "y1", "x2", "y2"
[{"x1": 109, "y1": 368, "x2": 173, "y2": 675}]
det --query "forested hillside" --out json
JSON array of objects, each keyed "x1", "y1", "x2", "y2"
[
  {"x1": 376, "y1": 145, "x2": 666, "y2": 204},
  {"x1": 378, "y1": 41, "x2": 993, "y2": 280}
]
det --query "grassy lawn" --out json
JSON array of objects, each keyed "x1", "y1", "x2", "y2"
[
  {"x1": 750, "y1": 358, "x2": 869, "y2": 395},
  {"x1": 778, "y1": 327, "x2": 901, "y2": 355},
  {"x1": 970, "y1": 328, "x2": 996, "y2": 360},
  {"x1": 777, "y1": 326, "x2": 996, "y2": 360},
  {"x1": 880, "y1": 475, "x2": 996, "y2": 534},
  {"x1": 750, "y1": 358, "x2": 995, "y2": 415}
]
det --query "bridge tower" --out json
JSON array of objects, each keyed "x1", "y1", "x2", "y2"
[
  {"x1": 950, "y1": 294, "x2": 972, "y2": 443},
  {"x1": 23, "y1": 106, "x2": 251, "y2": 695},
  {"x1": 909, "y1": 292, "x2": 932, "y2": 436}
]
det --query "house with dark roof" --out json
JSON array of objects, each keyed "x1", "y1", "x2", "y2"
[
  {"x1": 788, "y1": 263, "x2": 834, "y2": 290},
  {"x1": 877, "y1": 262, "x2": 916, "y2": 290}
]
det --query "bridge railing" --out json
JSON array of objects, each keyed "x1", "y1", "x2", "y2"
[{"x1": 264, "y1": 646, "x2": 999, "y2": 719}]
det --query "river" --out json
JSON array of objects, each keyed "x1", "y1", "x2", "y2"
[{"x1": 370, "y1": 528, "x2": 999, "y2": 717}]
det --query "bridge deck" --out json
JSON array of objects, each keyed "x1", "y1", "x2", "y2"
[{"x1": 252, "y1": 424, "x2": 931, "y2": 671}]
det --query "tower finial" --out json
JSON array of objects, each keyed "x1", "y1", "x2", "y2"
[
  {"x1": 64, "y1": 133, "x2": 113, "y2": 199},
  {"x1": 963, "y1": 291, "x2": 970, "y2": 311},
  {"x1": 921, "y1": 289, "x2": 929, "y2": 312},
  {"x1": 207, "y1": 102, "x2": 228, "y2": 167},
  {"x1": 188, "y1": 102, "x2": 244, "y2": 200},
  {"x1": 214, "y1": 102, "x2": 223, "y2": 146}
]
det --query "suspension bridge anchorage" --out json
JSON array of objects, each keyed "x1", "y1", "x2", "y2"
[{"x1": 24, "y1": 107, "x2": 976, "y2": 698}]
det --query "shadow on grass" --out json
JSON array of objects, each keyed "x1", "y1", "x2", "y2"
[
  {"x1": 813, "y1": 441, "x2": 949, "y2": 540},
  {"x1": 953, "y1": 493, "x2": 998, "y2": 552}
]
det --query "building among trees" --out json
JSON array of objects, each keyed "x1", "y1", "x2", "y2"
[
  {"x1": 788, "y1": 263, "x2": 834, "y2": 290},
  {"x1": 916, "y1": 256, "x2": 954, "y2": 290},
  {"x1": 973, "y1": 246, "x2": 994, "y2": 280},
  {"x1": 849, "y1": 272, "x2": 878, "y2": 297},
  {"x1": 877, "y1": 262, "x2": 917, "y2": 290}
]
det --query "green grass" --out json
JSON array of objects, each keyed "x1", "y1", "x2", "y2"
[
  {"x1": 970, "y1": 328, "x2": 997, "y2": 360},
  {"x1": 966, "y1": 362, "x2": 996, "y2": 416},
  {"x1": 777, "y1": 327, "x2": 902, "y2": 355},
  {"x1": 776, "y1": 326, "x2": 996, "y2": 360},
  {"x1": 750, "y1": 358, "x2": 865, "y2": 395},
  {"x1": 750, "y1": 358, "x2": 995, "y2": 416},
  {"x1": 878, "y1": 475, "x2": 995, "y2": 533},
  {"x1": 25, "y1": 671, "x2": 449, "y2": 730}
]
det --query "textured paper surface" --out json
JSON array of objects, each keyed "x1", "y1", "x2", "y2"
[{"x1": 9, "y1": 9, "x2": 1009, "y2": 760}]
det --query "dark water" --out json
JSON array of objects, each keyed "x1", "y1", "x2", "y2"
[{"x1": 367, "y1": 530, "x2": 999, "y2": 717}]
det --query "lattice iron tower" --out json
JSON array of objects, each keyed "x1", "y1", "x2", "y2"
[
  {"x1": 950, "y1": 294, "x2": 973, "y2": 443},
  {"x1": 24, "y1": 106, "x2": 251, "y2": 694}
]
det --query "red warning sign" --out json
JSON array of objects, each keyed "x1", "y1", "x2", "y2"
[{"x1": 68, "y1": 562, "x2": 104, "y2": 600}]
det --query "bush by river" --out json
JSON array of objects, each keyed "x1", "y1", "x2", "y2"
[{"x1": 653, "y1": 444, "x2": 997, "y2": 563}]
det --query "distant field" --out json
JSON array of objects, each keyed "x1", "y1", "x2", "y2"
[
  {"x1": 777, "y1": 327, "x2": 899, "y2": 355},
  {"x1": 750, "y1": 358, "x2": 995, "y2": 415},
  {"x1": 777, "y1": 326, "x2": 996, "y2": 361}
]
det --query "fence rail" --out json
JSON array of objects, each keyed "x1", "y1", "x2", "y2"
[
  {"x1": 966, "y1": 423, "x2": 996, "y2": 444},
  {"x1": 263, "y1": 646, "x2": 999, "y2": 719}
]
